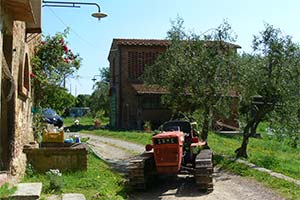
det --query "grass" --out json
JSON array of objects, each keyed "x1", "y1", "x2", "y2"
[
  {"x1": 0, "y1": 183, "x2": 17, "y2": 198},
  {"x1": 22, "y1": 153, "x2": 127, "y2": 200},
  {"x1": 63, "y1": 116, "x2": 109, "y2": 128},
  {"x1": 208, "y1": 128, "x2": 300, "y2": 180}
]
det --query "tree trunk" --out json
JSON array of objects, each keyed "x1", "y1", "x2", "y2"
[
  {"x1": 250, "y1": 121, "x2": 259, "y2": 136},
  {"x1": 235, "y1": 121, "x2": 253, "y2": 158},
  {"x1": 201, "y1": 106, "x2": 210, "y2": 141}
]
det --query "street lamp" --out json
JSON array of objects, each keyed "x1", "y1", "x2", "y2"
[
  {"x1": 91, "y1": 75, "x2": 101, "y2": 82},
  {"x1": 42, "y1": 1, "x2": 108, "y2": 20}
]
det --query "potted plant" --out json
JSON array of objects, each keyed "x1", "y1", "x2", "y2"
[{"x1": 143, "y1": 121, "x2": 151, "y2": 132}]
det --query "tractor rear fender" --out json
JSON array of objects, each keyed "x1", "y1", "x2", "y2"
[{"x1": 190, "y1": 140, "x2": 207, "y2": 154}]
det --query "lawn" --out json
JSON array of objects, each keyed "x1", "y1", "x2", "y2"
[
  {"x1": 22, "y1": 153, "x2": 127, "y2": 200},
  {"x1": 63, "y1": 116, "x2": 109, "y2": 129}
]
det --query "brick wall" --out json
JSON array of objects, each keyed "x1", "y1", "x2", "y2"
[{"x1": 109, "y1": 44, "x2": 170, "y2": 129}]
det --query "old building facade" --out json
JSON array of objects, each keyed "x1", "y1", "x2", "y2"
[
  {"x1": 108, "y1": 39, "x2": 172, "y2": 130},
  {"x1": 0, "y1": 0, "x2": 41, "y2": 179},
  {"x1": 108, "y1": 38, "x2": 241, "y2": 131}
]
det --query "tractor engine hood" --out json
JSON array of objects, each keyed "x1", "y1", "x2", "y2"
[{"x1": 152, "y1": 131, "x2": 184, "y2": 173}]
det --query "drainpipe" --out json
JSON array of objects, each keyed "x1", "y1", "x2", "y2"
[
  {"x1": 118, "y1": 46, "x2": 122, "y2": 129},
  {"x1": 0, "y1": 6, "x2": 3, "y2": 160}
]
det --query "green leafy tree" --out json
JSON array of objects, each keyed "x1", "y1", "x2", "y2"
[
  {"x1": 235, "y1": 24, "x2": 300, "y2": 158},
  {"x1": 89, "y1": 67, "x2": 110, "y2": 117},
  {"x1": 75, "y1": 94, "x2": 91, "y2": 107},
  {"x1": 143, "y1": 18, "x2": 239, "y2": 140},
  {"x1": 32, "y1": 29, "x2": 81, "y2": 113},
  {"x1": 100, "y1": 66, "x2": 110, "y2": 83},
  {"x1": 39, "y1": 85, "x2": 76, "y2": 115}
]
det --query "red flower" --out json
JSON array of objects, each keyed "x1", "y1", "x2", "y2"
[
  {"x1": 64, "y1": 58, "x2": 70, "y2": 63},
  {"x1": 41, "y1": 41, "x2": 46, "y2": 45},
  {"x1": 63, "y1": 45, "x2": 68, "y2": 52},
  {"x1": 61, "y1": 38, "x2": 64, "y2": 44},
  {"x1": 30, "y1": 73, "x2": 36, "y2": 78}
]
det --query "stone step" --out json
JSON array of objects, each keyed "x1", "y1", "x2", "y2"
[
  {"x1": 62, "y1": 193, "x2": 86, "y2": 200},
  {"x1": 9, "y1": 182, "x2": 42, "y2": 200},
  {"x1": 47, "y1": 193, "x2": 86, "y2": 200}
]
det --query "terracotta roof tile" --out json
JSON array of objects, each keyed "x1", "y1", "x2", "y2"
[
  {"x1": 112, "y1": 38, "x2": 241, "y2": 48},
  {"x1": 113, "y1": 39, "x2": 170, "y2": 47}
]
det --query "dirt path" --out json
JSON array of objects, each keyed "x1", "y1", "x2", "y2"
[{"x1": 66, "y1": 132, "x2": 285, "y2": 200}]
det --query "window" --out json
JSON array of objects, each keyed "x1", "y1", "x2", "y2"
[
  {"x1": 128, "y1": 51, "x2": 160, "y2": 79},
  {"x1": 142, "y1": 95, "x2": 163, "y2": 109},
  {"x1": 18, "y1": 53, "x2": 30, "y2": 99}
]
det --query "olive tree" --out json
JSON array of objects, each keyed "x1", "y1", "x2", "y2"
[
  {"x1": 235, "y1": 24, "x2": 300, "y2": 158},
  {"x1": 143, "y1": 18, "x2": 239, "y2": 141}
]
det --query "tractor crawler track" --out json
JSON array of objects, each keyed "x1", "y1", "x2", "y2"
[
  {"x1": 195, "y1": 149, "x2": 213, "y2": 192},
  {"x1": 127, "y1": 152, "x2": 155, "y2": 189}
]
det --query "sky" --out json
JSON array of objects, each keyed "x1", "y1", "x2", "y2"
[{"x1": 42, "y1": 0, "x2": 300, "y2": 95}]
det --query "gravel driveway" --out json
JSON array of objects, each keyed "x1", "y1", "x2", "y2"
[{"x1": 66, "y1": 132, "x2": 285, "y2": 200}]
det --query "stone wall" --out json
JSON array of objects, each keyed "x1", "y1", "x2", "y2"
[
  {"x1": 0, "y1": 0, "x2": 41, "y2": 181},
  {"x1": 23, "y1": 145, "x2": 88, "y2": 172},
  {"x1": 9, "y1": 21, "x2": 39, "y2": 178}
]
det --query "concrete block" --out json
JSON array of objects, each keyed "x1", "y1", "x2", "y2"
[
  {"x1": 10, "y1": 182, "x2": 42, "y2": 200},
  {"x1": 62, "y1": 193, "x2": 86, "y2": 200}
]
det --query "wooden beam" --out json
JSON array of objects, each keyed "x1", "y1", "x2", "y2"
[{"x1": 4, "y1": 0, "x2": 35, "y2": 23}]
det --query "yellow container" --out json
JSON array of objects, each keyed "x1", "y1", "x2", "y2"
[{"x1": 42, "y1": 130, "x2": 64, "y2": 143}]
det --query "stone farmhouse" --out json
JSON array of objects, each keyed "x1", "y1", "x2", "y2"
[
  {"x1": 0, "y1": 0, "x2": 41, "y2": 182},
  {"x1": 108, "y1": 38, "x2": 241, "y2": 130}
]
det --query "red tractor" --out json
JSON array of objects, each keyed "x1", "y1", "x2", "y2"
[{"x1": 128, "y1": 120, "x2": 213, "y2": 191}]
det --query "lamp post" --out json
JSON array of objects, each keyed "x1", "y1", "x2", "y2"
[
  {"x1": 42, "y1": 1, "x2": 108, "y2": 20},
  {"x1": 91, "y1": 75, "x2": 101, "y2": 82}
]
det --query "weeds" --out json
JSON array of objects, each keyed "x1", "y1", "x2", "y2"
[
  {"x1": 44, "y1": 169, "x2": 63, "y2": 193},
  {"x1": 0, "y1": 183, "x2": 17, "y2": 198}
]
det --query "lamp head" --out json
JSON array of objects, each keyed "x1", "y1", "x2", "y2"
[{"x1": 91, "y1": 12, "x2": 107, "y2": 19}]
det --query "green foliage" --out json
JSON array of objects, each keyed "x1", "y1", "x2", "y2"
[
  {"x1": 75, "y1": 94, "x2": 91, "y2": 107},
  {"x1": 32, "y1": 28, "x2": 81, "y2": 86},
  {"x1": 32, "y1": 29, "x2": 81, "y2": 113},
  {"x1": 37, "y1": 85, "x2": 76, "y2": 115},
  {"x1": 44, "y1": 169, "x2": 63, "y2": 193},
  {"x1": 236, "y1": 23, "x2": 300, "y2": 157},
  {"x1": 90, "y1": 69, "x2": 110, "y2": 117},
  {"x1": 99, "y1": 67, "x2": 110, "y2": 83},
  {"x1": 25, "y1": 163, "x2": 36, "y2": 178},
  {"x1": 252, "y1": 153, "x2": 280, "y2": 169},
  {"x1": 143, "y1": 18, "x2": 239, "y2": 139},
  {"x1": 143, "y1": 121, "x2": 151, "y2": 129},
  {"x1": 0, "y1": 183, "x2": 17, "y2": 198}
]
